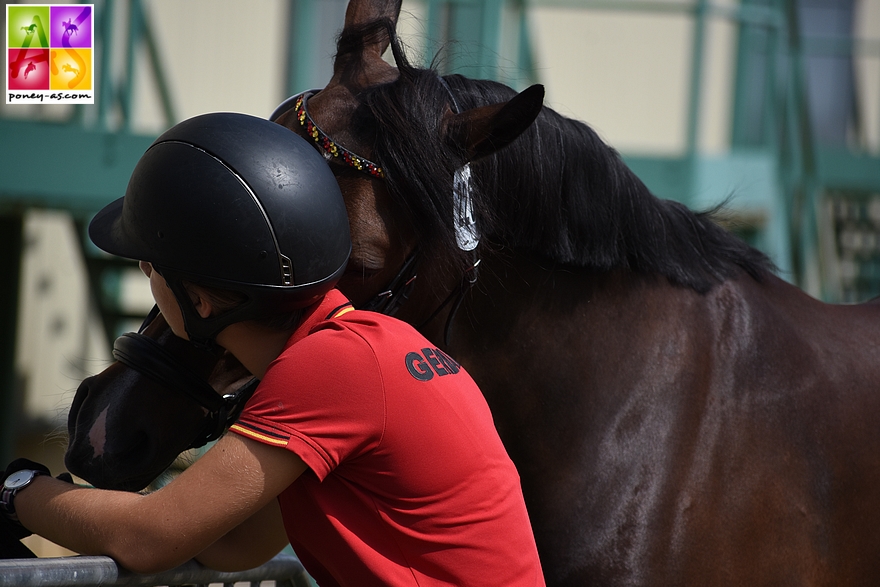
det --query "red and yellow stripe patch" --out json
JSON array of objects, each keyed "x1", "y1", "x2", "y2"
[{"x1": 229, "y1": 422, "x2": 289, "y2": 447}]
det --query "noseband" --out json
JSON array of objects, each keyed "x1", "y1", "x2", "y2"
[
  {"x1": 271, "y1": 79, "x2": 480, "y2": 346},
  {"x1": 112, "y1": 306, "x2": 258, "y2": 449}
]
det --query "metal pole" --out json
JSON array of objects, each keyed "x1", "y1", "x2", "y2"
[
  {"x1": 479, "y1": 0, "x2": 503, "y2": 80},
  {"x1": 684, "y1": 0, "x2": 708, "y2": 204},
  {"x1": 783, "y1": 0, "x2": 822, "y2": 295},
  {"x1": 137, "y1": 0, "x2": 177, "y2": 126},
  {"x1": 97, "y1": 0, "x2": 115, "y2": 131},
  {"x1": 0, "y1": 553, "x2": 312, "y2": 587},
  {"x1": 285, "y1": 0, "x2": 319, "y2": 97},
  {"x1": 121, "y1": 0, "x2": 144, "y2": 133}
]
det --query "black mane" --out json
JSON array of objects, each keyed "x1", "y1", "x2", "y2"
[{"x1": 343, "y1": 25, "x2": 774, "y2": 294}]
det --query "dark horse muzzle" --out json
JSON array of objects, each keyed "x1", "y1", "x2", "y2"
[{"x1": 111, "y1": 306, "x2": 258, "y2": 449}]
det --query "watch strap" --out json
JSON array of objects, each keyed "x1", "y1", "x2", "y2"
[{"x1": 0, "y1": 470, "x2": 47, "y2": 524}]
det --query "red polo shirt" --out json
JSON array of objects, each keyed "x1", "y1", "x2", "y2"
[{"x1": 230, "y1": 289, "x2": 544, "y2": 587}]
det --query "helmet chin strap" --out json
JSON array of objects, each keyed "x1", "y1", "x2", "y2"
[
  {"x1": 157, "y1": 268, "x2": 256, "y2": 350},
  {"x1": 162, "y1": 275, "x2": 225, "y2": 349}
]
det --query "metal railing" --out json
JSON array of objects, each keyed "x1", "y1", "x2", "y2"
[{"x1": 0, "y1": 553, "x2": 313, "y2": 587}]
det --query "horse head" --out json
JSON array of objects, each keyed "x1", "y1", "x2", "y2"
[
  {"x1": 65, "y1": 311, "x2": 254, "y2": 491},
  {"x1": 273, "y1": 0, "x2": 543, "y2": 340}
]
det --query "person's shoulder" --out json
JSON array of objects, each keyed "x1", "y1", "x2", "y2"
[
  {"x1": 263, "y1": 319, "x2": 384, "y2": 405},
  {"x1": 337, "y1": 308, "x2": 424, "y2": 333}
]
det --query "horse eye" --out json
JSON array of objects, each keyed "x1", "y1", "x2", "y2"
[{"x1": 345, "y1": 260, "x2": 382, "y2": 280}]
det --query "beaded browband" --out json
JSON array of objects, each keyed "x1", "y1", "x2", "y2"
[
  {"x1": 270, "y1": 89, "x2": 384, "y2": 178},
  {"x1": 270, "y1": 80, "x2": 478, "y2": 346}
]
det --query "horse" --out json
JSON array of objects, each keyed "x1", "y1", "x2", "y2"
[
  {"x1": 62, "y1": 19, "x2": 78, "y2": 37},
  {"x1": 0, "y1": 309, "x2": 251, "y2": 559},
  {"x1": 62, "y1": 1, "x2": 880, "y2": 584},
  {"x1": 261, "y1": 3, "x2": 880, "y2": 584},
  {"x1": 65, "y1": 307, "x2": 254, "y2": 493}
]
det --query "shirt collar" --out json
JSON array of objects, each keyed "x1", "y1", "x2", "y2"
[{"x1": 287, "y1": 289, "x2": 352, "y2": 347}]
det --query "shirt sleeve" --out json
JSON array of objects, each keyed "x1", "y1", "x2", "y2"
[{"x1": 230, "y1": 323, "x2": 386, "y2": 480}]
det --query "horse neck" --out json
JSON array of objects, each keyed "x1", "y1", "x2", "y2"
[
  {"x1": 444, "y1": 252, "x2": 687, "y2": 442},
  {"x1": 472, "y1": 104, "x2": 772, "y2": 293},
  {"x1": 451, "y1": 252, "x2": 643, "y2": 346},
  {"x1": 474, "y1": 106, "x2": 650, "y2": 266}
]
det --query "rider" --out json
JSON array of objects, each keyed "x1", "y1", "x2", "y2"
[{"x1": 0, "y1": 112, "x2": 545, "y2": 586}]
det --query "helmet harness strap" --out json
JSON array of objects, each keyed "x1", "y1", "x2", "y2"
[{"x1": 155, "y1": 266, "x2": 263, "y2": 351}]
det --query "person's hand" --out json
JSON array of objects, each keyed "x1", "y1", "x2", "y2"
[{"x1": 3, "y1": 458, "x2": 52, "y2": 481}]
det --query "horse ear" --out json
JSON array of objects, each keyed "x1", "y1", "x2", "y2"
[
  {"x1": 301, "y1": 1, "x2": 403, "y2": 129},
  {"x1": 329, "y1": 0, "x2": 403, "y2": 86},
  {"x1": 342, "y1": 0, "x2": 402, "y2": 55},
  {"x1": 445, "y1": 84, "x2": 545, "y2": 162}
]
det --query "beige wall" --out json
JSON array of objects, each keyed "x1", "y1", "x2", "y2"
[{"x1": 132, "y1": 0, "x2": 289, "y2": 133}]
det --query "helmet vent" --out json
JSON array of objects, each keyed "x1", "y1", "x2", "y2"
[{"x1": 280, "y1": 254, "x2": 293, "y2": 285}]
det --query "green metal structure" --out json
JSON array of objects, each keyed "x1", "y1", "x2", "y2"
[
  {"x1": 1, "y1": 0, "x2": 174, "y2": 344},
  {"x1": 1, "y1": 0, "x2": 879, "y2": 463},
  {"x1": 1, "y1": 0, "x2": 168, "y2": 463}
]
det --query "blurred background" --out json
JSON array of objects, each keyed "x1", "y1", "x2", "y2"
[{"x1": 2, "y1": 0, "x2": 879, "y2": 554}]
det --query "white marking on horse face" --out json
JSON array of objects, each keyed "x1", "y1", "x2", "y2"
[{"x1": 89, "y1": 406, "x2": 108, "y2": 458}]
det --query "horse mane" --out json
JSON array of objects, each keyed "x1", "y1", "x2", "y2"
[{"x1": 339, "y1": 23, "x2": 775, "y2": 294}]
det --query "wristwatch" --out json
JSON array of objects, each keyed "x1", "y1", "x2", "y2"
[{"x1": 0, "y1": 469, "x2": 47, "y2": 523}]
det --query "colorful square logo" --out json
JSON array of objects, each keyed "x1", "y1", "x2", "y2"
[{"x1": 7, "y1": 4, "x2": 95, "y2": 104}]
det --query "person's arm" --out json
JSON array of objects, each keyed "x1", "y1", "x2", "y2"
[
  {"x1": 14, "y1": 433, "x2": 306, "y2": 574},
  {"x1": 195, "y1": 493, "x2": 290, "y2": 571}
]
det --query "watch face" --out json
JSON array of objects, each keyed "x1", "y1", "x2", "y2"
[{"x1": 4, "y1": 470, "x2": 35, "y2": 490}]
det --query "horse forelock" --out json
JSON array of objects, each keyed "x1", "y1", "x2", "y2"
[{"x1": 343, "y1": 26, "x2": 774, "y2": 293}]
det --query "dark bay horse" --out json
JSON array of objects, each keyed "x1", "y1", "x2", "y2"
[
  {"x1": 2, "y1": 311, "x2": 253, "y2": 557},
  {"x1": 276, "y1": 3, "x2": 880, "y2": 584},
  {"x1": 62, "y1": 1, "x2": 880, "y2": 584}
]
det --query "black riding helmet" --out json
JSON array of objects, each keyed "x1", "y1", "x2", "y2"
[{"x1": 89, "y1": 112, "x2": 352, "y2": 347}]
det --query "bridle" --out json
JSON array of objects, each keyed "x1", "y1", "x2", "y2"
[
  {"x1": 270, "y1": 79, "x2": 480, "y2": 345},
  {"x1": 112, "y1": 305, "x2": 259, "y2": 449}
]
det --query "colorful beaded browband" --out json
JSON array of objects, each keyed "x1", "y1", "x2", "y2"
[
  {"x1": 271, "y1": 76, "x2": 459, "y2": 178},
  {"x1": 291, "y1": 91, "x2": 384, "y2": 179}
]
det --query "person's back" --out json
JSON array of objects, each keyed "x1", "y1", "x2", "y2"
[{"x1": 233, "y1": 291, "x2": 545, "y2": 586}]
